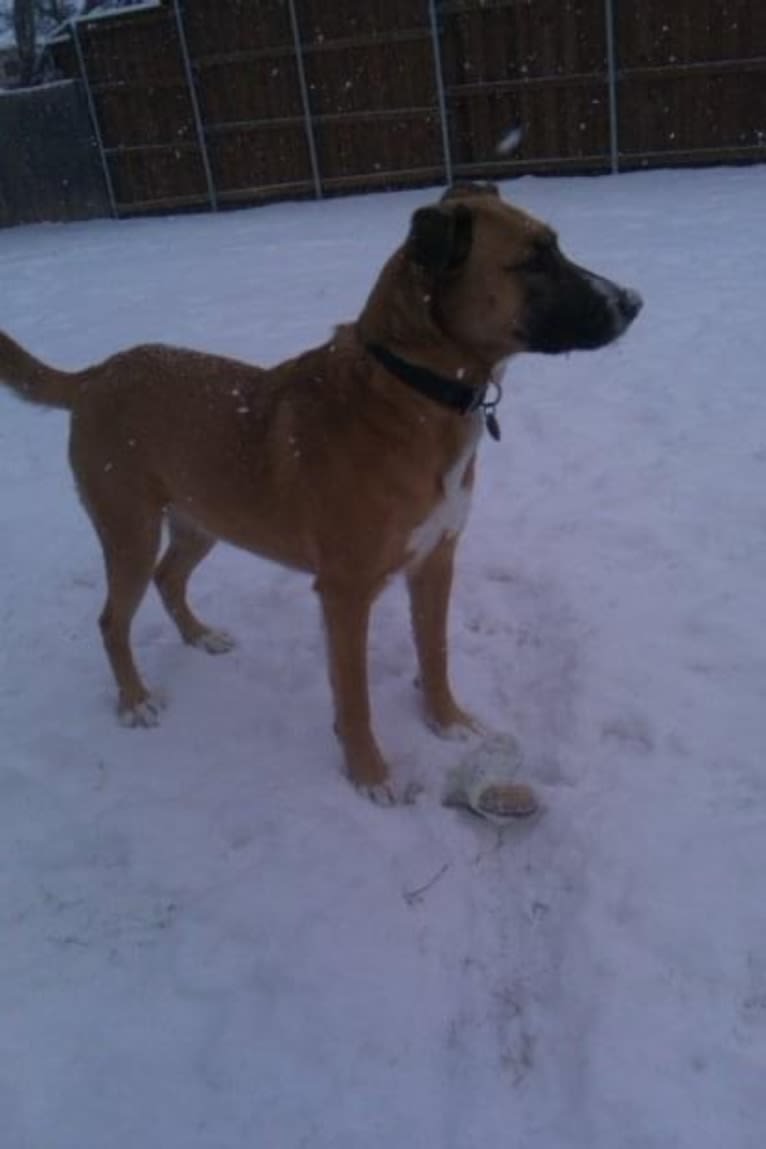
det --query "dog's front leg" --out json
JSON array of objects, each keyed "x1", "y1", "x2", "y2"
[
  {"x1": 318, "y1": 582, "x2": 393, "y2": 803},
  {"x1": 408, "y1": 536, "x2": 480, "y2": 738}
]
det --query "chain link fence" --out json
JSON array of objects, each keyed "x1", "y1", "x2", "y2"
[{"x1": 3, "y1": 0, "x2": 765, "y2": 225}]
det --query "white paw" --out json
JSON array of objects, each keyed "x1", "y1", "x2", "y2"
[
  {"x1": 118, "y1": 694, "x2": 165, "y2": 728},
  {"x1": 427, "y1": 716, "x2": 487, "y2": 743},
  {"x1": 191, "y1": 629, "x2": 236, "y2": 655},
  {"x1": 428, "y1": 720, "x2": 473, "y2": 743},
  {"x1": 359, "y1": 782, "x2": 397, "y2": 806},
  {"x1": 357, "y1": 779, "x2": 422, "y2": 807}
]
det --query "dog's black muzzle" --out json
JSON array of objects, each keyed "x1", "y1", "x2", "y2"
[{"x1": 522, "y1": 259, "x2": 643, "y2": 355}]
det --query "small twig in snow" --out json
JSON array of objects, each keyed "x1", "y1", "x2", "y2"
[{"x1": 403, "y1": 862, "x2": 450, "y2": 906}]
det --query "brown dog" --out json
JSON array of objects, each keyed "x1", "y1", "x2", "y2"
[{"x1": 0, "y1": 183, "x2": 641, "y2": 801}]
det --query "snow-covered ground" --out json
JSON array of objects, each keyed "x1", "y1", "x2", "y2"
[{"x1": 1, "y1": 166, "x2": 765, "y2": 1149}]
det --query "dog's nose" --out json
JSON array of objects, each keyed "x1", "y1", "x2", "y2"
[{"x1": 617, "y1": 288, "x2": 643, "y2": 322}]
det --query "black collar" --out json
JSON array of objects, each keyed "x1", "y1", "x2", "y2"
[{"x1": 365, "y1": 342, "x2": 503, "y2": 440}]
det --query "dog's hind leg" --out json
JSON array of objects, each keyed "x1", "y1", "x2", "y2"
[
  {"x1": 89, "y1": 500, "x2": 164, "y2": 726},
  {"x1": 155, "y1": 510, "x2": 234, "y2": 654}
]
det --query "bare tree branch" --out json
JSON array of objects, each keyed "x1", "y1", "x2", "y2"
[{"x1": 13, "y1": 0, "x2": 37, "y2": 86}]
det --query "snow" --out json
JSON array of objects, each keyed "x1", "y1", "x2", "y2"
[
  {"x1": 1, "y1": 165, "x2": 765, "y2": 1148},
  {"x1": 72, "y1": 1, "x2": 163, "y2": 26}
]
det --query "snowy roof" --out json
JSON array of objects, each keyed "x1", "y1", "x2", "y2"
[{"x1": 74, "y1": 1, "x2": 162, "y2": 24}]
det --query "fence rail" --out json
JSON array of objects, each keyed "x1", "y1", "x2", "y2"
[{"x1": 32, "y1": 0, "x2": 765, "y2": 220}]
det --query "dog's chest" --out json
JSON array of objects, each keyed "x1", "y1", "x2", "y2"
[{"x1": 407, "y1": 414, "x2": 483, "y2": 567}]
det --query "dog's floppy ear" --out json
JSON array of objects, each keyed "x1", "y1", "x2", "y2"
[{"x1": 407, "y1": 204, "x2": 473, "y2": 273}]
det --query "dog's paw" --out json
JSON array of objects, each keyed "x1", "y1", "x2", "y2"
[
  {"x1": 427, "y1": 709, "x2": 487, "y2": 743},
  {"x1": 428, "y1": 719, "x2": 475, "y2": 743},
  {"x1": 357, "y1": 778, "x2": 422, "y2": 807},
  {"x1": 421, "y1": 694, "x2": 486, "y2": 742},
  {"x1": 352, "y1": 775, "x2": 398, "y2": 805},
  {"x1": 191, "y1": 628, "x2": 236, "y2": 655},
  {"x1": 357, "y1": 781, "x2": 396, "y2": 806},
  {"x1": 118, "y1": 693, "x2": 165, "y2": 729}
]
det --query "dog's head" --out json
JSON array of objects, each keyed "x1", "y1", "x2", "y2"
[{"x1": 400, "y1": 181, "x2": 642, "y2": 367}]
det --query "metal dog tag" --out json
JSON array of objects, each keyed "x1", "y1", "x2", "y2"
[{"x1": 485, "y1": 411, "x2": 501, "y2": 441}]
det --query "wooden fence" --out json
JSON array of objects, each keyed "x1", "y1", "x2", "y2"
[
  {"x1": 40, "y1": 0, "x2": 766, "y2": 219},
  {"x1": 0, "y1": 80, "x2": 109, "y2": 227}
]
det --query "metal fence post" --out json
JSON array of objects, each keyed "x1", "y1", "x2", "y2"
[
  {"x1": 71, "y1": 19, "x2": 118, "y2": 218},
  {"x1": 286, "y1": 0, "x2": 322, "y2": 198},
  {"x1": 604, "y1": 0, "x2": 620, "y2": 173},
  {"x1": 428, "y1": 0, "x2": 453, "y2": 186},
  {"x1": 172, "y1": 0, "x2": 218, "y2": 210}
]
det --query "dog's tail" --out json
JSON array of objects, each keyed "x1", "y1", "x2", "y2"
[{"x1": 0, "y1": 331, "x2": 82, "y2": 411}]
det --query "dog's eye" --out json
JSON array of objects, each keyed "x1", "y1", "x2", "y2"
[
  {"x1": 508, "y1": 240, "x2": 558, "y2": 274},
  {"x1": 515, "y1": 253, "x2": 547, "y2": 273}
]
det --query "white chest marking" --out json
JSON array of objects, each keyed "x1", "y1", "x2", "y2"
[{"x1": 407, "y1": 413, "x2": 484, "y2": 568}]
